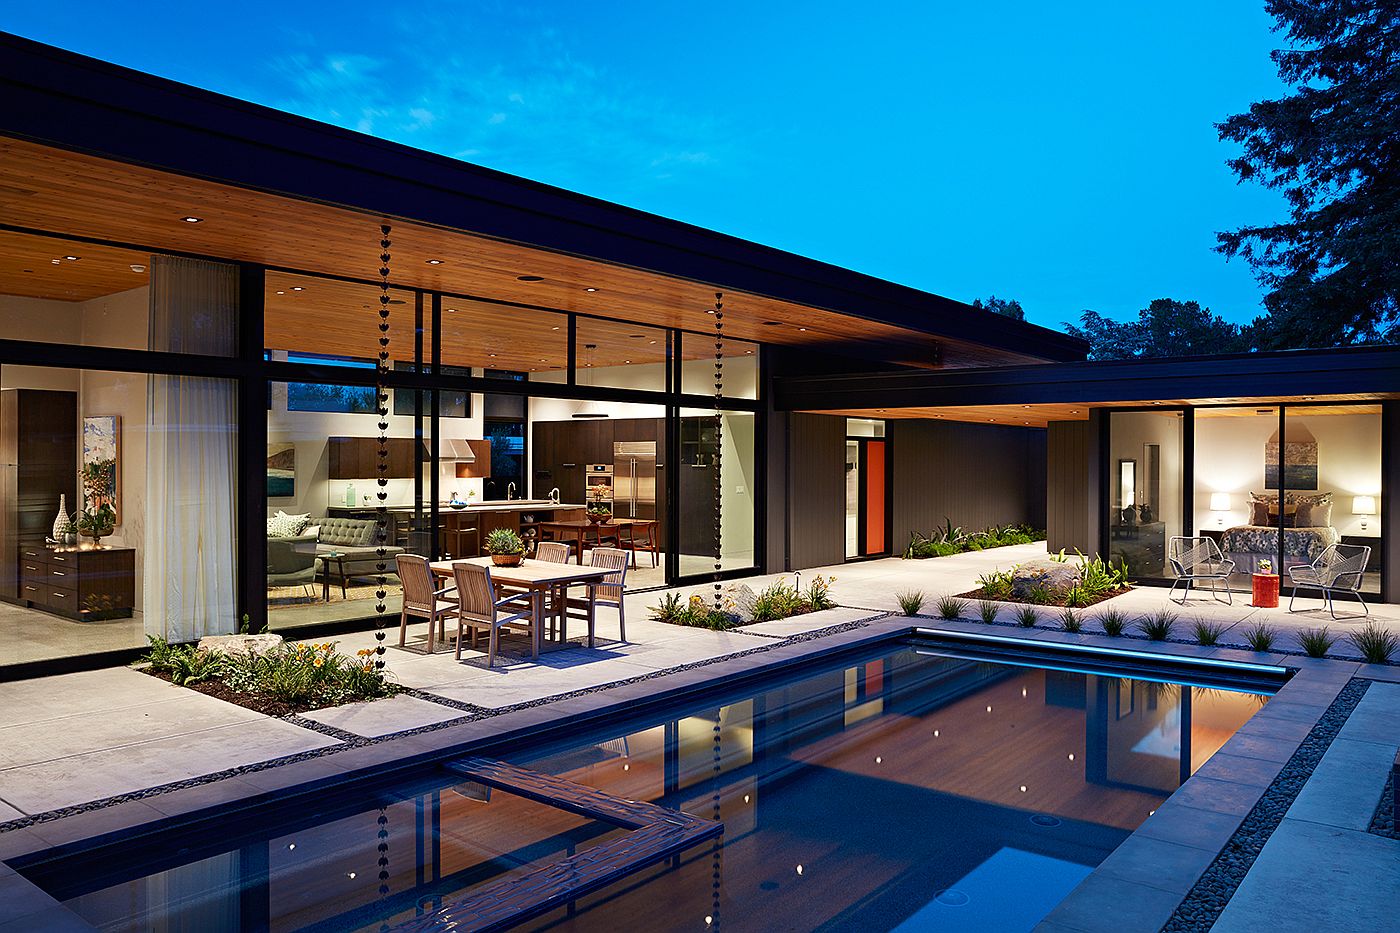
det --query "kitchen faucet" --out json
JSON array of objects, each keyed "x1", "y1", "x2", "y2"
[{"x1": 507, "y1": 482, "x2": 517, "y2": 502}]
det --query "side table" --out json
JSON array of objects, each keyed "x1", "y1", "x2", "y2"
[
  {"x1": 1251, "y1": 572, "x2": 1280, "y2": 609},
  {"x1": 321, "y1": 552, "x2": 349, "y2": 601}
]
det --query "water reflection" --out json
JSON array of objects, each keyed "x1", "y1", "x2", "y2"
[{"x1": 55, "y1": 650, "x2": 1267, "y2": 933}]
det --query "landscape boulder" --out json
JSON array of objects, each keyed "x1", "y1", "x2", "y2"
[
  {"x1": 197, "y1": 633, "x2": 285, "y2": 657},
  {"x1": 1010, "y1": 560, "x2": 1081, "y2": 600}
]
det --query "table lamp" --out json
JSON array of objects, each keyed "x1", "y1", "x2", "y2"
[
  {"x1": 1209, "y1": 492, "x2": 1231, "y2": 526},
  {"x1": 1352, "y1": 495, "x2": 1376, "y2": 532}
]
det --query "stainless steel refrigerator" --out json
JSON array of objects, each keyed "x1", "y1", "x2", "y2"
[{"x1": 612, "y1": 441, "x2": 657, "y2": 520}]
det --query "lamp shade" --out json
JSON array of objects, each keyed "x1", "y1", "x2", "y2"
[
  {"x1": 1209, "y1": 492, "x2": 1231, "y2": 512},
  {"x1": 1352, "y1": 495, "x2": 1376, "y2": 516}
]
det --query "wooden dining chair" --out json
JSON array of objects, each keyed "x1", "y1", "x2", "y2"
[
  {"x1": 535, "y1": 541, "x2": 572, "y2": 563},
  {"x1": 586, "y1": 546, "x2": 630, "y2": 643},
  {"x1": 625, "y1": 520, "x2": 660, "y2": 568},
  {"x1": 451, "y1": 562, "x2": 536, "y2": 667},
  {"x1": 396, "y1": 554, "x2": 458, "y2": 654},
  {"x1": 535, "y1": 540, "x2": 573, "y2": 640}
]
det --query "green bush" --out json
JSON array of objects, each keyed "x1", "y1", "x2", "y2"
[
  {"x1": 224, "y1": 642, "x2": 394, "y2": 706},
  {"x1": 1014, "y1": 605, "x2": 1038, "y2": 627},
  {"x1": 140, "y1": 636, "x2": 227, "y2": 686},
  {"x1": 1138, "y1": 610, "x2": 1178, "y2": 641},
  {"x1": 1098, "y1": 608, "x2": 1127, "y2": 636},
  {"x1": 1347, "y1": 623, "x2": 1398, "y2": 664},
  {"x1": 976, "y1": 570, "x2": 1015, "y2": 600},
  {"x1": 752, "y1": 580, "x2": 805, "y2": 622},
  {"x1": 935, "y1": 595, "x2": 969, "y2": 620},
  {"x1": 1059, "y1": 608, "x2": 1081, "y2": 633},
  {"x1": 1241, "y1": 621, "x2": 1275, "y2": 651},
  {"x1": 904, "y1": 521, "x2": 1044, "y2": 559},
  {"x1": 649, "y1": 593, "x2": 742, "y2": 630},
  {"x1": 1192, "y1": 619, "x2": 1227, "y2": 646},
  {"x1": 896, "y1": 590, "x2": 925, "y2": 616},
  {"x1": 1298, "y1": 626, "x2": 1336, "y2": 658}
]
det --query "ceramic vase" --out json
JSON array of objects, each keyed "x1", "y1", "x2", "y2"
[{"x1": 52, "y1": 494, "x2": 67, "y2": 540}]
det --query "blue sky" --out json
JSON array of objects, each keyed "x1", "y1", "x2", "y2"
[{"x1": 3, "y1": 2, "x2": 1290, "y2": 331}]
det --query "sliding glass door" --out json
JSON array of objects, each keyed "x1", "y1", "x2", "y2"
[{"x1": 1107, "y1": 410, "x2": 1184, "y2": 580}]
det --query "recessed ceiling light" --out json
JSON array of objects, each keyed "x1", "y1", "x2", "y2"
[
  {"x1": 517, "y1": 275, "x2": 544, "y2": 282},
  {"x1": 706, "y1": 309, "x2": 716, "y2": 315},
  {"x1": 425, "y1": 259, "x2": 443, "y2": 265},
  {"x1": 275, "y1": 290, "x2": 285, "y2": 295},
  {"x1": 585, "y1": 287, "x2": 597, "y2": 292},
  {"x1": 63, "y1": 255, "x2": 79, "y2": 261},
  {"x1": 649, "y1": 340, "x2": 657, "y2": 344},
  {"x1": 446, "y1": 308, "x2": 458, "y2": 313},
  {"x1": 291, "y1": 286, "x2": 304, "y2": 291},
  {"x1": 624, "y1": 359, "x2": 632, "y2": 363},
  {"x1": 488, "y1": 353, "x2": 497, "y2": 357},
  {"x1": 182, "y1": 216, "x2": 202, "y2": 223},
  {"x1": 798, "y1": 327, "x2": 808, "y2": 332},
  {"x1": 50, "y1": 259, "x2": 60, "y2": 264},
  {"x1": 129, "y1": 264, "x2": 145, "y2": 273},
  {"x1": 538, "y1": 358, "x2": 547, "y2": 362},
  {"x1": 551, "y1": 326, "x2": 560, "y2": 331},
  {"x1": 745, "y1": 349, "x2": 754, "y2": 354}
]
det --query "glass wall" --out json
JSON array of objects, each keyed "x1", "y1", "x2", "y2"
[
  {"x1": 0, "y1": 250, "x2": 240, "y2": 667},
  {"x1": 676, "y1": 408, "x2": 757, "y2": 578},
  {"x1": 1107, "y1": 410, "x2": 1184, "y2": 579}
]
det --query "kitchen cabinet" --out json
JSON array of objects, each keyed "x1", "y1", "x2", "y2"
[{"x1": 329, "y1": 437, "x2": 428, "y2": 479}]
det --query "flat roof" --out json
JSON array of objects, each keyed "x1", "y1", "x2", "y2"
[{"x1": 0, "y1": 31, "x2": 1087, "y2": 365}]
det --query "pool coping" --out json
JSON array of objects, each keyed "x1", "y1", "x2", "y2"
[{"x1": 2, "y1": 617, "x2": 1392, "y2": 932}]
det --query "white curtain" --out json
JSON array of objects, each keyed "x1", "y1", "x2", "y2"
[{"x1": 145, "y1": 256, "x2": 239, "y2": 642}]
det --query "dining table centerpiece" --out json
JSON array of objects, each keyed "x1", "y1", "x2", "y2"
[{"x1": 484, "y1": 528, "x2": 527, "y2": 567}]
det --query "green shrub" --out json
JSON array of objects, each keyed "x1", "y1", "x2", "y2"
[
  {"x1": 935, "y1": 595, "x2": 969, "y2": 620},
  {"x1": 1098, "y1": 608, "x2": 1127, "y2": 637},
  {"x1": 224, "y1": 642, "x2": 394, "y2": 706},
  {"x1": 752, "y1": 580, "x2": 805, "y2": 622},
  {"x1": 978, "y1": 599, "x2": 999, "y2": 624},
  {"x1": 896, "y1": 590, "x2": 925, "y2": 616},
  {"x1": 1014, "y1": 605, "x2": 1038, "y2": 627},
  {"x1": 649, "y1": 592, "x2": 687, "y2": 624},
  {"x1": 139, "y1": 636, "x2": 227, "y2": 686},
  {"x1": 651, "y1": 593, "x2": 742, "y2": 630},
  {"x1": 1298, "y1": 626, "x2": 1336, "y2": 658},
  {"x1": 1347, "y1": 623, "x2": 1399, "y2": 664},
  {"x1": 1138, "y1": 610, "x2": 1177, "y2": 641},
  {"x1": 1059, "y1": 608, "x2": 1081, "y2": 633},
  {"x1": 804, "y1": 574, "x2": 836, "y2": 611},
  {"x1": 976, "y1": 569, "x2": 1015, "y2": 600},
  {"x1": 1192, "y1": 619, "x2": 1227, "y2": 646},
  {"x1": 1242, "y1": 621, "x2": 1276, "y2": 651},
  {"x1": 904, "y1": 521, "x2": 1044, "y2": 559}
]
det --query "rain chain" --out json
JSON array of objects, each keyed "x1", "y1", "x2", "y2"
[
  {"x1": 710, "y1": 708, "x2": 723, "y2": 930},
  {"x1": 376, "y1": 805, "x2": 391, "y2": 932},
  {"x1": 374, "y1": 224, "x2": 392, "y2": 667},
  {"x1": 712, "y1": 292, "x2": 724, "y2": 613}
]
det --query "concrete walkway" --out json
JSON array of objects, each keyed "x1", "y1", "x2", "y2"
[{"x1": 1210, "y1": 682, "x2": 1400, "y2": 933}]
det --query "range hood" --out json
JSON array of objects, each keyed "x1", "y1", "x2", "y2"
[{"x1": 441, "y1": 439, "x2": 476, "y2": 462}]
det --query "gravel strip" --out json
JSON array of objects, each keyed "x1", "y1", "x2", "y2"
[
  {"x1": 1161, "y1": 678, "x2": 1372, "y2": 932},
  {"x1": 1369, "y1": 768, "x2": 1395, "y2": 840}
]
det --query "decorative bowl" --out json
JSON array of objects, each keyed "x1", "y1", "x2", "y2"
[{"x1": 491, "y1": 553, "x2": 524, "y2": 567}]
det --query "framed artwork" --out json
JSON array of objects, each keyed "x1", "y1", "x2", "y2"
[
  {"x1": 81, "y1": 415, "x2": 120, "y2": 524},
  {"x1": 267, "y1": 441, "x2": 296, "y2": 497},
  {"x1": 1265, "y1": 429, "x2": 1318, "y2": 490}
]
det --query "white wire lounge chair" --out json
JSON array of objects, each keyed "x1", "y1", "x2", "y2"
[
  {"x1": 1287, "y1": 543, "x2": 1371, "y2": 619},
  {"x1": 1167, "y1": 536, "x2": 1235, "y2": 605}
]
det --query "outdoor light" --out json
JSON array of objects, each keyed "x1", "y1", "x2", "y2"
[
  {"x1": 1353, "y1": 495, "x2": 1376, "y2": 531},
  {"x1": 1210, "y1": 492, "x2": 1232, "y2": 525}
]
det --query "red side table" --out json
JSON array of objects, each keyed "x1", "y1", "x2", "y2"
[{"x1": 1251, "y1": 573, "x2": 1280, "y2": 608}]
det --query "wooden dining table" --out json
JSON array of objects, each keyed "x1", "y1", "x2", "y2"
[
  {"x1": 536, "y1": 518, "x2": 653, "y2": 564},
  {"x1": 428, "y1": 557, "x2": 612, "y2": 660}
]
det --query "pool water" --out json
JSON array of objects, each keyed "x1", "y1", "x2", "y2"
[{"x1": 40, "y1": 645, "x2": 1270, "y2": 932}]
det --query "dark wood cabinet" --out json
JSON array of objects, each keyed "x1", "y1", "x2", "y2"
[
  {"x1": 329, "y1": 437, "x2": 428, "y2": 479},
  {"x1": 1, "y1": 389, "x2": 78, "y2": 601},
  {"x1": 18, "y1": 544, "x2": 136, "y2": 621}
]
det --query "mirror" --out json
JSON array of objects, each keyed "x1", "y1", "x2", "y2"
[{"x1": 1119, "y1": 459, "x2": 1137, "y2": 511}]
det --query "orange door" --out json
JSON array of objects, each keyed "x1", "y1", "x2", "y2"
[{"x1": 864, "y1": 440, "x2": 886, "y2": 555}]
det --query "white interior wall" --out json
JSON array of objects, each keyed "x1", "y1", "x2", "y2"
[
  {"x1": 1108, "y1": 411, "x2": 1185, "y2": 538},
  {"x1": 1193, "y1": 411, "x2": 1381, "y2": 536}
]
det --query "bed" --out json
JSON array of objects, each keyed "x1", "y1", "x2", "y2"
[{"x1": 1219, "y1": 525, "x2": 1340, "y2": 573}]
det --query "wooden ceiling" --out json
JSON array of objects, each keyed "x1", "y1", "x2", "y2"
[
  {"x1": 814, "y1": 395, "x2": 1391, "y2": 428},
  {"x1": 0, "y1": 136, "x2": 1048, "y2": 369},
  {"x1": 0, "y1": 228, "x2": 149, "y2": 301}
]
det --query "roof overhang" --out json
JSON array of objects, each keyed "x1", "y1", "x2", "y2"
[
  {"x1": 776, "y1": 345, "x2": 1400, "y2": 422},
  {"x1": 0, "y1": 31, "x2": 1087, "y2": 366}
]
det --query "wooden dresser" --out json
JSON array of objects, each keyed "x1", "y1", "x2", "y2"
[{"x1": 18, "y1": 545, "x2": 136, "y2": 621}]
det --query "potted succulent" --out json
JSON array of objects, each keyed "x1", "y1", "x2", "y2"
[{"x1": 484, "y1": 528, "x2": 526, "y2": 567}]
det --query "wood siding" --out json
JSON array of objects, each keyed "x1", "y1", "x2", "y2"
[
  {"x1": 1046, "y1": 417, "x2": 1103, "y2": 555},
  {"x1": 890, "y1": 420, "x2": 1047, "y2": 552},
  {"x1": 787, "y1": 414, "x2": 847, "y2": 571}
]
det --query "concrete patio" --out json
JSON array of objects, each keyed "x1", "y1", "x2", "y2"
[{"x1": 0, "y1": 544, "x2": 1396, "y2": 933}]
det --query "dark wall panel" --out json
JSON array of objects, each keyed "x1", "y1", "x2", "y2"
[
  {"x1": 890, "y1": 420, "x2": 1047, "y2": 552},
  {"x1": 787, "y1": 413, "x2": 846, "y2": 570},
  {"x1": 1383, "y1": 400, "x2": 1398, "y2": 604},
  {"x1": 1046, "y1": 417, "x2": 1103, "y2": 555}
]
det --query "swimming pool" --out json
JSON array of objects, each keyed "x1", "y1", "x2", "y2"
[{"x1": 27, "y1": 639, "x2": 1275, "y2": 932}]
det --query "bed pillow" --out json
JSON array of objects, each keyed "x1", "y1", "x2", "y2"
[
  {"x1": 1248, "y1": 492, "x2": 1275, "y2": 525},
  {"x1": 1294, "y1": 494, "x2": 1332, "y2": 527}
]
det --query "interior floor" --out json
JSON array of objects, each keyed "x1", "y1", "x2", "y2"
[{"x1": 0, "y1": 601, "x2": 145, "y2": 666}]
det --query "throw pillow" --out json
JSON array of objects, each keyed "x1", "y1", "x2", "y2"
[
  {"x1": 267, "y1": 512, "x2": 302, "y2": 537},
  {"x1": 274, "y1": 510, "x2": 313, "y2": 536},
  {"x1": 1249, "y1": 500, "x2": 1270, "y2": 526},
  {"x1": 1295, "y1": 500, "x2": 1332, "y2": 528},
  {"x1": 304, "y1": 524, "x2": 321, "y2": 539}
]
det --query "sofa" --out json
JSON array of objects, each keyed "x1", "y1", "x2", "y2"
[
  {"x1": 268, "y1": 533, "x2": 319, "y2": 591},
  {"x1": 312, "y1": 517, "x2": 405, "y2": 580}
]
